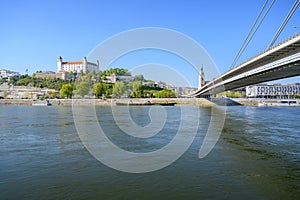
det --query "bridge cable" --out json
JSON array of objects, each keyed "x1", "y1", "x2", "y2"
[
  {"x1": 230, "y1": 0, "x2": 276, "y2": 68},
  {"x1": 230, "y1": 0, "x2": 269, "y2": 68},
  {"x1": 269, "y1": 0, "x2": 299, "y2": 47}
]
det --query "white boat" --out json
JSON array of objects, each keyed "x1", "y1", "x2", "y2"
[
  {"x1": 32, "y1": 100, "x2": 52, "y2": 106},
  {"x1": 258, "y1": 99, "x2": 300, "y2": 107}
]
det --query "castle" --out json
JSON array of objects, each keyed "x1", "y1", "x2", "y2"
[{"x1": 57, "y1": 56, "x2": 99, "y2": 73}]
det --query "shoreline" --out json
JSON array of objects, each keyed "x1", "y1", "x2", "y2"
[
  {"x1": 0, "y1": 98, "x2": 216, "y2": 107},
  {"x1": 1, "y1": 98, "x2": 298, "y2": 107}
]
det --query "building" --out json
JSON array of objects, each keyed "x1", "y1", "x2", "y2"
[
  {"x1": 117, "y1": 75, "x2": 134, "y2": 83},
  {"x1": 103, "y1": 73, "x2": 117, "y2": 83},
  {"x1": 0, "y1": 69, "x2": 20, "y2": 79},
  {"x1": 57, "y1": 56, "x2": 99, "y2": 73},
  {"x1": 35, "y1": 71, "x2": 57, "y2": 79},
  {"x1": 56, "y1": 71, "x2": 73, "y2": 80},
  {"x1": 156, "y1": 81, "x2": 167, "y2": 89},
  {"x1": 0, "y1": 84, "x2": 57, "y2": 99},
  {"x1": 103, "y1": 73, "x2": 134, "y2": 83},
  {"x1": 35, "y1": 71, "x2": 72, "y2": 80},
  {"x1": 246, "y1": 84, "x2": 300, "y2": 99}
]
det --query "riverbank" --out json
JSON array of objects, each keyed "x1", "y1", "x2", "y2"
[
  {"x1": 0, "y1": 98, "x2": 216, "y2": 107},
  {"x1": 2, "y1": 98, "x2": 299, "y2": 107},
  {"x1": 231, "y1": 98, "x2": 259, "y2": 106}
]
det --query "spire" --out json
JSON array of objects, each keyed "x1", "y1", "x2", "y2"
[
  {"x1": 198, "y1": 64, "x2": 205, "y2": 90},
  {"x1": 200, "y1": 65, "x2": 205, "y2": 80}
]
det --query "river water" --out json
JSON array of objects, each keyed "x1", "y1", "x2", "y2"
[{"x1": 0, "y1": 105, "x2": 299, "y2": 199}]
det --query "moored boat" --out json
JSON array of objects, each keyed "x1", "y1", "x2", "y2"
[
  {"x1": 258, "y1": 99, "x2": 299, "y2": 107},
  {"x1": 32, "y1": 99, "x2": 52, "y2": 106}
]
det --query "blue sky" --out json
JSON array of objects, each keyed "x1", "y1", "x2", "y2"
[{"x1": 0, "y1": 0, "x2": 299, "y2": 87}]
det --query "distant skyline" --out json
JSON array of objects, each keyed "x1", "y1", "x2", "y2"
[{"x1": 1, "y1": 0, "x2": 299, "y2": 87}]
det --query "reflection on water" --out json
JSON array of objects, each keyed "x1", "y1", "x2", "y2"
[{"x1": 0, "y1": 105, "x2": 299, "y2": 199}]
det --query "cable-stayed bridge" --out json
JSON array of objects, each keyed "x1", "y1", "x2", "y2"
[{"x1": 193, "y1": 33, "x2": 300, "y2": 97}]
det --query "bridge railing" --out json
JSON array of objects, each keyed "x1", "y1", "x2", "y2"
[{"x1": 231, "y1": 32, "x2": 300, "y2": 70}]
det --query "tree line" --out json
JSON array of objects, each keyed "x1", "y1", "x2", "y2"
[
  {"x1": 10, "y1": 74, "x2": 73, "y2": 91},
  {"x1": 5, "y1": 68, "x2": 176, "y2": 99},
  {"x1": 60, "y1": 74, "x2": 176, "y2": 99}
]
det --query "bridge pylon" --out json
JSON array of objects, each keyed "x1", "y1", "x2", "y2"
[{"x1": 198, "y1": 65, "x2": 205, "y2": 90}]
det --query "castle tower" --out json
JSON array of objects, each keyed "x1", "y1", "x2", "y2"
[
  {"x1": 57, "y1": 56, "x2": 63, "y2": 72},
  {"x1": 83, "y1": 56, "x2": 87, "y2": 73},
  {"x1": 198, "y1": 65, "x2": 205, "y2": 90}
]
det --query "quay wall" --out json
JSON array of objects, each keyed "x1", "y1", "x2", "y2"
[{"x1": 0, "y1": 98, "x2": 215, "y2": 107}]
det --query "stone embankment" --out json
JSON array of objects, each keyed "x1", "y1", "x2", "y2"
[
  {"x1": 231, "y1": 98, "x2": 259, "y2": 106},
  {"x1": 0, "y1": 98, "x2": 215, "y2": 106}
]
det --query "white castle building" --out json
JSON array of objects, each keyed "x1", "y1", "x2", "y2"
[{"x1": 57, "y1": 56, "x2": 99, "y2": 73}]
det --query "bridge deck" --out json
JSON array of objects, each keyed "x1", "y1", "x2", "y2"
[{"x1": 194, "y1": 33, "x2": 300, "y2": 97}]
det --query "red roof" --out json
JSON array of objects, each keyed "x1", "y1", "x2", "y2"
[
  {"x1": 62, "y1": 60, "x2": 98, "y2": 66},
  {"x1": 62, "y1": 61, "x2": 82, "y2": 65}
]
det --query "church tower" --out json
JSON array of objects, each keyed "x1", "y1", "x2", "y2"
[{"x1": 198, "y1": 65, "x2": 205, "y2": 90}]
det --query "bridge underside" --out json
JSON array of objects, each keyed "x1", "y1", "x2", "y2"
[
  {"x1": 193, "y1": 34, "x2": 300, "y2": 98},
  {"x1": 195, "y1": 61, "x2": 300, "y2": 97}
]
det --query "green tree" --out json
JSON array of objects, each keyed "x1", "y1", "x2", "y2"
[
  {"x1": 131, "y1": 81, "x2": 143, "y2": 98},
  {"x1": 74, "y1": 81, "x2": 90, "y2": 97},
  {"x1": 104, "y1": 83, "x2": 113, "y2": 98},
  {"x1": 47, "y1": 91, "x2": 59, "y2": 99},
  {"x1": 134, "y1": 74, "x2": 144, "y2": 82},
  {"x1": 69, "y1": 71, "x2": 74, "y2": 76},
  {"x1": 91, "y1": 70, "x2": 97, "y2": 80},
  {"x1": 94, "y1": 82, "x2": 105, "y2": 98},
  {"x1": 8, "y1": 77, "x2": 17, "y2": 85},
  {"x1": 60, "y1": 84, "x2": 73, "y2": 98},
  {"x1": 15, "y1": 75, "x2": 32, "y2": 86},
  {"x1": 155, "y1": 89, "x2": 176, "y2": 98},
  {"x1": 102, "y1": 68, "x2": 130, "y2": 76},
  {"x1": 294, "y1": 92, "x2": 300, "y2": 99},
  {"x1": 225, "y1": 91, "x2": 244, "y2": 98},
  {"x1": 96, "y1": 71, "x2": 103, "y2": 81},
  {"x1": 112, "y1": 82, "x2": 125, "y2": 98}
]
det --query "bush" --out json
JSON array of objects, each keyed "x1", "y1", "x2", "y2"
[
  {"x1": 155, "y1": 89, "x2": 176, "y2": 98},
  {"x1": 60, "y1": 84, "x2": 73, "y2": 99}
]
